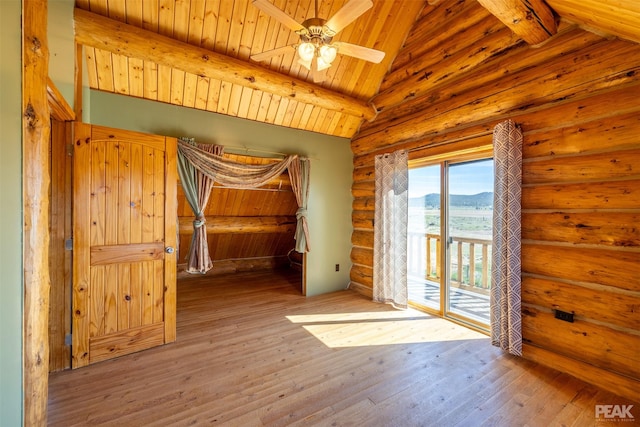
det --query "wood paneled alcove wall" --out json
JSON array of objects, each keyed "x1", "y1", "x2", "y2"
[{"x1": 176, "y1": 154, "x2": 300, "y2": 275}]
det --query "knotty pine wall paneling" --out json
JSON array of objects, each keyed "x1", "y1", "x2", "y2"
[{"x1": 349, "y1": 0, "x2": 640, "y2": 401}]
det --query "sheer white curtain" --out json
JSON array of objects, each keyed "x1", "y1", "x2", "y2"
[
  {"x1": 373, "y1": 150, "x2": 409, "y2": 309},
  {"x1": 491, "y1": 119, "x2": 523, "y2": 356}
]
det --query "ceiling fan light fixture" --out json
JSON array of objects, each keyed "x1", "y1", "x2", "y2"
[
  {"x1": 297, "y1": 56, "x2": 312, "y2": 71},
  {"x1": 250, "y1": 0, "x2": 385, "y2": 79},
  {"x1": 316, "y1": 57, "x2": 332, "y2": 71},
  {"x1": 297, "y1": 42, "x2": 315, "y2": 62},
  {"x1": 319, "y1": 45, "x2": 337, "y2": 64}
]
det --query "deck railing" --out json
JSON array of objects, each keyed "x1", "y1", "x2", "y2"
[{"x1": 407, "y1": 232, "x2": 492, "y2": 295}]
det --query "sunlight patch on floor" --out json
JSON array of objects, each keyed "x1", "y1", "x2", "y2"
[
  {"x1": 287, "y1": 310, "x2": 488, "y2": 348},
  {"x1": 286, "y1": 309, "x2": 431, "y2": 324}
]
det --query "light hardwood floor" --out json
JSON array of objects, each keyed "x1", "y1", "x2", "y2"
[{"x1": 48, "y1": 269, "x2": 638, "y2": 426}]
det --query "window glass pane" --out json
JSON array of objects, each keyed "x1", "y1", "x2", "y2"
[
  {"x1": 407, "y1": 165, "x2": 441, "y2": 311},
  {"x1": 446, "y1": 159, "x2": 493, "y2": 327}
]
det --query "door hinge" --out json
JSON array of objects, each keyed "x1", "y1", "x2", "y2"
[
  {"x1": 65, "y1": 333, "x2": 72, "y2": 346},
  {"x1": 65, "y1": 238, "x2": 73, "y2": 251},
  {"x1": 66, "y1": 143, "x2": 74, "y2": 156}
]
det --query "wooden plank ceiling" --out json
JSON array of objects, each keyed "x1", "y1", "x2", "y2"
[{"x1": 74, "y1": 0, "x2": 640, "y2": 139}]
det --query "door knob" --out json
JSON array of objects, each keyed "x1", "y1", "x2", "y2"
[{"x1": 165, "y1": 246, "x2": 175, "y2": 254}]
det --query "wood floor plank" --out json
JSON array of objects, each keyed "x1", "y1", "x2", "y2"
[{"x1": 48, "y1": 269, "x2": 638, "y2": 426}]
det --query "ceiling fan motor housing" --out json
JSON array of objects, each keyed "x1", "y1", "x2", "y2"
[{"x1": 298, "y1": 18, "x2": 335, "y2": 45}]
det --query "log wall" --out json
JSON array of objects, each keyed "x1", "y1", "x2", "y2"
[
  {"x1": 350, "y1": 0, "x2": 640, "y2": 401},
  {"x1": 176, "y1": 153, "x2": 298, "y2": 275}
]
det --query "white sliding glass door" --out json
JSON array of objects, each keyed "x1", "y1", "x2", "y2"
[{"x1": 408, "y1": 157, "x2": 493, "y2": 331}]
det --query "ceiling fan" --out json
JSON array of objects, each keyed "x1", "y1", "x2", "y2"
[{"x1": 250, "y1": 0, "x2": 385, "y2": 82}]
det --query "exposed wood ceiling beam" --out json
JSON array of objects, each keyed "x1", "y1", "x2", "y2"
[
  {"x1": 73, "y1": 8, "x2": 375, "y2": 121},
  {"x1": 477, "y1": 0, "x2": 558, "y2": 45},
  {"x1": 545, "y1": 0, "x2": 640, "y2": 45}
]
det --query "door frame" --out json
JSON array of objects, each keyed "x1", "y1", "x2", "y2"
[{"x1": 408, "y1": 144, "x2": 493, "y2": 333}]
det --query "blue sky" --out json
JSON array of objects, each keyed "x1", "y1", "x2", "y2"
[{"x1": 408, "y1": 159, "x2": 494, "y2": 198}]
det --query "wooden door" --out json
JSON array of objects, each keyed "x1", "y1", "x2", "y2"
[{"x1": 72, "y1": 123, "x2": 177, "y2": 368}]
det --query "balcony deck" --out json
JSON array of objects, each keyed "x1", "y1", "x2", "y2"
[{"x1": 408, "y1": 275, "x2": 490, "y2": 325}]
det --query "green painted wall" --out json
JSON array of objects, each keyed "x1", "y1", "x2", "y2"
[
  {"x1": 48, "y1": 0, "x2": 75, "y2": 106},
  {"x1": 89, "y1": 91, "x2": 354, "y2": 296},
  {"x1": 0, "y1": 0, "x2": 24, "y2": 425}
]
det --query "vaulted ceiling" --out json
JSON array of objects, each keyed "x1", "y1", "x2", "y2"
[{"x1": 74, "y1": 0, "x2": 640, "y2": 139}]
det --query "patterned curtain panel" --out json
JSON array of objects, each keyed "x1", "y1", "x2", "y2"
[
  {"x1": 490, "y1": 120, "x2": 523, "y2": 356},
  {"x1": 373, "y1": 150, "x2": 409, "y2": 309},
  {"x1": 177, "y1": 139, "x2": 224, "y2": 274},
  {"x1": 289, "y1": 157, "x2": 311, "y2": 253}
]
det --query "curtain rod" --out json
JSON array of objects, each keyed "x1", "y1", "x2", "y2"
[
  {"x1": 223, "y1": 145, "x2": 288, "y2": 157},
  {"x1": 212, "y1": 184, "x2": 291, "y2": 193},
  {"x1": 214, "y1": 186, "x2": 290, "y2": 193},
  {"x1": 179, "y1": 137, "x2": 316, "y2": 160},
  {"x1": 223, "y1": 144, "x2": 316, "y2": 160},
  {"x1": 407, "y1": 129, "x2": 493, "y2": 153}
]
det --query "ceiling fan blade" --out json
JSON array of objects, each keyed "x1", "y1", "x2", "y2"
[
  {"x1": 334, "y1": 42, "x2": 385, "y2": 63},
  {"x1": 323, "y1": 0, "x2": 373, "y2": 36},
  {"x1": 250, "y1": 45, "x2": 295, "y2": 62},
  {"x1": 252, "y1": 0, "x2": 306, "y2": 33}
]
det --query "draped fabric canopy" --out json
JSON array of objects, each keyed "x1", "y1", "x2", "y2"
[
  {"x1": 177, "y1": 139, "x2": 311, "y2": 274},
  {"x1": 490, "y1": 120, "x2": 523, "y2": 356},
  {"x1": 288, "y1": 157, "x2": 311, "y2": 253},
  {"x1": 177, "y1": 140, "x2": 223, "y2": 273},
  {"x1": 178, "y1": 140, "x2": 295, "y2": 188}
]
